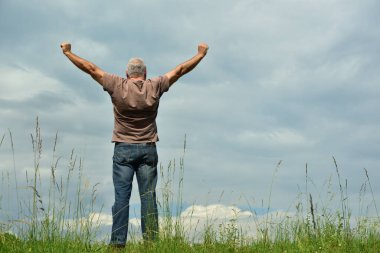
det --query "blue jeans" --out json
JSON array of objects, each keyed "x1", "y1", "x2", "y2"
[{"x1": 110, "y1": 142, "x2": 159, "y2": 245}]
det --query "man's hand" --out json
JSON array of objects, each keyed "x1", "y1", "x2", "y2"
[
  {"x1": 198, "y1": 43, "x2": 209, "y2": 57},
  {"x1": 60, "y1": 42, "x2": 71, "y2": 54}
]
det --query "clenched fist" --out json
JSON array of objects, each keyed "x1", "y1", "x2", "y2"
[
  {"x1": 60, "y1": 42, "x2": 71, "y2": 54},
  {"x1": 198, "y1": 43, "x2": 209, "y2": 57}
]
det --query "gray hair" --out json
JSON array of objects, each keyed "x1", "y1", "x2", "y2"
[{"x1": 127, "y1": 58, "x2": 146, "y2": 77}]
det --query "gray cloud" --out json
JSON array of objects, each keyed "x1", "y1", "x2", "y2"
[{"x1": 1, "y1": 0, "x2": 380, "y2": 229}]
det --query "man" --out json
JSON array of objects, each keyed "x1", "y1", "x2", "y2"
[{"x1": 60, "y1": 42, "x2": 209, "y2": 247}]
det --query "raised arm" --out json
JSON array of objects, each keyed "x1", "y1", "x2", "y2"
[
  {"x1": 60, "y1": 42, "x2": 105, "y2": 84},
  {"x1": 165, "y1": 43, "x2": 209, "y2": 86}
]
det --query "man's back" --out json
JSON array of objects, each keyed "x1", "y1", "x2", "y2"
[{"x1": 101, "y1": 73, "x2": 170, "y2": 143}]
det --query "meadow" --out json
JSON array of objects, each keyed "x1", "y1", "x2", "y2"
[{"x1": 1, "y1": 119, "x2": 379, "y2": 252}]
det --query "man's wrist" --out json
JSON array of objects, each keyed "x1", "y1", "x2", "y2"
[{"x1": 197, "y1": 52, "x2": 206, "y2": 58}]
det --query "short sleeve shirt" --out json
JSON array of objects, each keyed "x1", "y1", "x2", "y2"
[{"x1": 101, "y1": 73, "x2": 170, "y2": 143}]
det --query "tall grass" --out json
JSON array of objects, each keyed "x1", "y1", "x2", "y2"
[
  {"x1": 158, "y1": 136, "x2": 186, "y2": 242},
  {"x1": 1, "y1": 118, "x2": 103, "y2": 252},
  {"x1": 1, "y1": 119, "x2": 379, "y2": 252}
]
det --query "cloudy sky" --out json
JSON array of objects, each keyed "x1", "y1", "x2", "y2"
[{"x1": 1, "y1": 0, "x2": 379, "y2": 240}]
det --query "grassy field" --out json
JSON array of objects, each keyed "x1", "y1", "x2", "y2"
[{"x1": 1, "y1": 120, "x2": 379, "y2": 252}]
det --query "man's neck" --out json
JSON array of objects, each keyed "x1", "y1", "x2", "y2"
[{"x1": 129, "y1": 77, "x2": 145, "y2": 81}]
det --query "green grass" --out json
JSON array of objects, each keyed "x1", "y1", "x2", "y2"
[{"x1": 1, "y1": 118, "x2": 379, "y2": 252}]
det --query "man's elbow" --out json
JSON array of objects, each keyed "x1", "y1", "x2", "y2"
[
  {"x1": 86, "y1": 64, "x2": 102, "y2": 80},
  {"x1": 177, "y1": 64, "x2": 186, "y2": 76}
]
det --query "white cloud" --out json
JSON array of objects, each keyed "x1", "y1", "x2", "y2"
[
  {"x1": 181, "y1": 204, "x2": 252, "y2": 219},
  {"x1": 0, "y1": 65, "x2": 68, "y2": 101},
  {"x1": 178, "y1": 204, "x2": 295, "y2": 241},
  {"x1": 90, "y1": 204, "x2": 294, "y2": 242},
  {"x1": 235, "y1": 129, "x2": 313, "y2": 148},
  {"x1": 89, "y1": 212, "x2": 112, "y2": 226}
]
